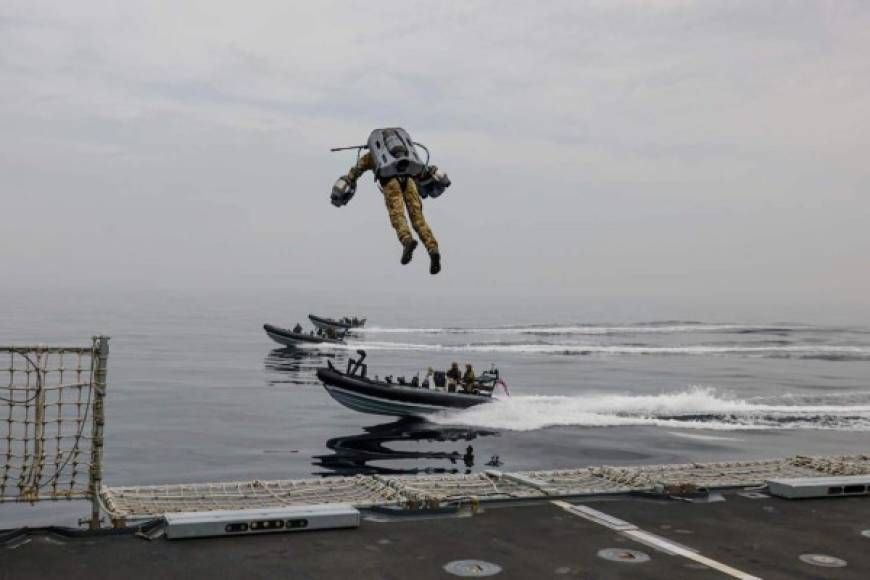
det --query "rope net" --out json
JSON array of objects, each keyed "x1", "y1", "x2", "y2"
[
  {"x1": 791, "y1": 454, "x2": 870, "y2": 476},
  {"x1": 1, "y1": 340, "x2": 105, "y2": 504},
  {"x1": 519, "y1": 467, "x2": 634, "y2": 495},
  {"x1": 378, "y1": 473, "x2": 543, "y2": 505},
  {"x1": 586, "y1": 457, "x2": 821, "y2": 489},
  {"x1": 101, "y1": 476, "x2": 402, "y2": 518},
  {"x1": 100, "y1": 453, "x2": 870, "y2": 520}
]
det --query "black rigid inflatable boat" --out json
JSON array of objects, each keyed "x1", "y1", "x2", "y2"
[{"x1": 263, "y1": 323, "x2": 347, "y2": 347}]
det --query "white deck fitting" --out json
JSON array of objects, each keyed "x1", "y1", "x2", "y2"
[
  {"x1": 767, "y1": 474, "x2": 870, "y2": 499},
  {"x1": 164, "y1": 504, "x2": 360, "y2": 539}
]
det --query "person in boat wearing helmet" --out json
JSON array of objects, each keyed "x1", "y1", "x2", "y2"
[
  {"x1": 446, "y1": 362, "x2": 462, "y2": 393},
  {"x1": 331, "y1": 128, "x2": 450, "y2": 275},
  {"x1": 462, "y1": 364, "x2": 477, "y2": 394}
]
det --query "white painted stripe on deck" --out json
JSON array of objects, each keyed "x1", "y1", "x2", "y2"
[
  {"x1": 555, "y1": 503, "x2": 637, "y2": 531},
  {"x1": 552, "y1": 501, "x2": 762, "y2": 580}
]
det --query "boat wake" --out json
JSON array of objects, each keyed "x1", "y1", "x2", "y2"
[
  {"x1": 429, "y1": 387, "x2": 870, "y2": 432},
  {"x1": 364, "y1": 322, "x2": 818, "y2": 336},
  {"x1": 321, "y1": 321, "x2": 870, "y2": 361},
  {"x1": 336, "y1": 340, "x2": 870, "y2": 361}
]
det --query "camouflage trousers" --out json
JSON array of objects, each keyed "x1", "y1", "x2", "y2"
[{"x1": 382, "y1": 177, "x2": 439, "y2": 254}]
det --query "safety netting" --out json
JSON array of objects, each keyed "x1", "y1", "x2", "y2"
[
  {"x1": 100, "y1": 453, "x2": 870, "y2": 520},
  {"x1": 791, "y1": 454, "x2": 870, "y2": 476},
  {"x1": 1, "y1": 339, "x2": 108, "y2": 507},
  {"x1": 378, "y1": 472, "x2": 547, "y2": 505},
  {"x1": 517, "y1": 467, "x2": 635, "y2": 496},
  {"x1": 585, "y1": 457, "x2": 823, "y2": 489},
  {"x1": 101, "y1": 476, "x2": 402, "y2": 519}
]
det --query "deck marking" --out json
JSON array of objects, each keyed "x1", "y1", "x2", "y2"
[
  {"x1": 552, "y1": 502, "x2": 637, "y2": 531},
  {"x1": 552, "y1": 501, "x2": 762, "y2": 580},
  {"x1": 620, "y1": 529, "x2": 698, "y2": 556}
]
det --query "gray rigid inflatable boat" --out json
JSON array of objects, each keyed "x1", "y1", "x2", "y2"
[{"x1": 316, "y1": 359, "x2": 494, "y2": 417}]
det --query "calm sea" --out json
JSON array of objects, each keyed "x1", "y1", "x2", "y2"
[{"x1": 2, "y1": 288, "x2": 868, "y2": 526}]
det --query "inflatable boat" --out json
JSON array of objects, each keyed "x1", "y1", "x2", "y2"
[
  {"x1": 316, "y1": 352, "x2": 500, "y2": 417},
  {"x1": 263, "y1": 323, "x2": 346, "y2": 347},
  {"x1": 309, "y1": 314, "x2": 366, "y2": 332}
]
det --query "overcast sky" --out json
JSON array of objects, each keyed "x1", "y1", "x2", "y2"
[{"x1": 1, "y1": 1, "x2": 868, "y2": 321}]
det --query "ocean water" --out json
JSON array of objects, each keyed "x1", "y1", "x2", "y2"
[{"x1": 2, "y1": 289, "x2": 869, "y2": 525}]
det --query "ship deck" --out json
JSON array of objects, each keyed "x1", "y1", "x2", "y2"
[{"x1": 3, "y1": 491, "x2": 869, "y2": 579}]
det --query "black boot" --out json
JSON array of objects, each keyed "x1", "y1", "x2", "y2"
[
  {"x1": 401, "y1": 239, "x2": 418, "y2": 265},
  {"x1": 429, "y1": 251, "x2": 441, "y2": 275}
]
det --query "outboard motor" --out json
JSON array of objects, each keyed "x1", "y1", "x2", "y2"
[
  {"x1": 367, "y1": 128, "x2": 426, "y2": 179},
  {"x1": 331, "y1": 176, "x2": 356, "y2": 207},
  {"x1": 416, "y1": 165, "x2": 451, "y2": 199},
  {"x1": 347, "y1": 349, "x2": 368, "y2": 377}
]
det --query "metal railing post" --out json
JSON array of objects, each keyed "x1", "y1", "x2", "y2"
[{"x1": 88, "y1": 335, "x2": 109, "y2": 529}]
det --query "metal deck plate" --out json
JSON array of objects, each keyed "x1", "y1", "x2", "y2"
[
  {"x1": 597, "y1": 548, "x2": 651, "y2": 563},
  {"x1": 799, "y1": 553, "x2": 847, "y2": 567},
  {"x1": 443, "y1": 560, "x2": 503, "y2": 577}
]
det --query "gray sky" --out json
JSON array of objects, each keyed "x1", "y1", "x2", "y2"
[{"x1": 1, "y1": 1, "x2": 868, "y2": 320}]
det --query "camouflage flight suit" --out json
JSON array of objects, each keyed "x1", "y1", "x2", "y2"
[{"x1": 346, "y1": 152, "x2": 439, "y2": 254}]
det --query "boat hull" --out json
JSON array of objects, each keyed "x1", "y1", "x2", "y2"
[
  {"x1": 316, "y1": 367, "x2": 491, "y2": 418},
  {"x1": 323, "y1": 385, "x2": 449, "y2": 417}
]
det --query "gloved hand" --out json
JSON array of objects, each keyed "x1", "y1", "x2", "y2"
[
  {"x1": 331, "y1": 176, "x2": 356, "y2": 207},
  {"x1": 416, "y1": 165, "x2": 451, "y2": 199}
]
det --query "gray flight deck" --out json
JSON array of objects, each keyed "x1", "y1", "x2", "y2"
[{"x1": 3, "y1": 491, "x2": 869, "y2": 579}]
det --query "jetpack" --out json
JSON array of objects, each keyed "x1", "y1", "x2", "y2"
[{"x1": 330, "y1": 128, "x2": 451, "y2": 206}]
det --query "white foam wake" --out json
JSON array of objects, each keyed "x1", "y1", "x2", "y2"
[
  {"x1": 429, "y1": 387, "x2": 870, "y2": 431},
  {"x1": 338, "y1": 340, "x2": 870, "y2": 360},
  {"x1": 364, "y1": 323, "x2": 812, "y2": 336}
]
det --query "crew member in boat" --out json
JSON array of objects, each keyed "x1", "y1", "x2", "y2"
[
  {"x1": 446, "y1": 362, "x2": 461, "y2": 393},
  {"x1": 433, "y1": 369, "x2": 446, "y2": 390},
  {"x1": 462, "y1": 364, "x2": 477, "y2": 393},
  {"x1": 292, "y1": 323, "x2": 303, "y2": 333}
]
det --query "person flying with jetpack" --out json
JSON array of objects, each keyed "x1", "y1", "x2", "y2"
[{"x1": 330, "y1": 128, "x2": 451, "y2": 275}]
